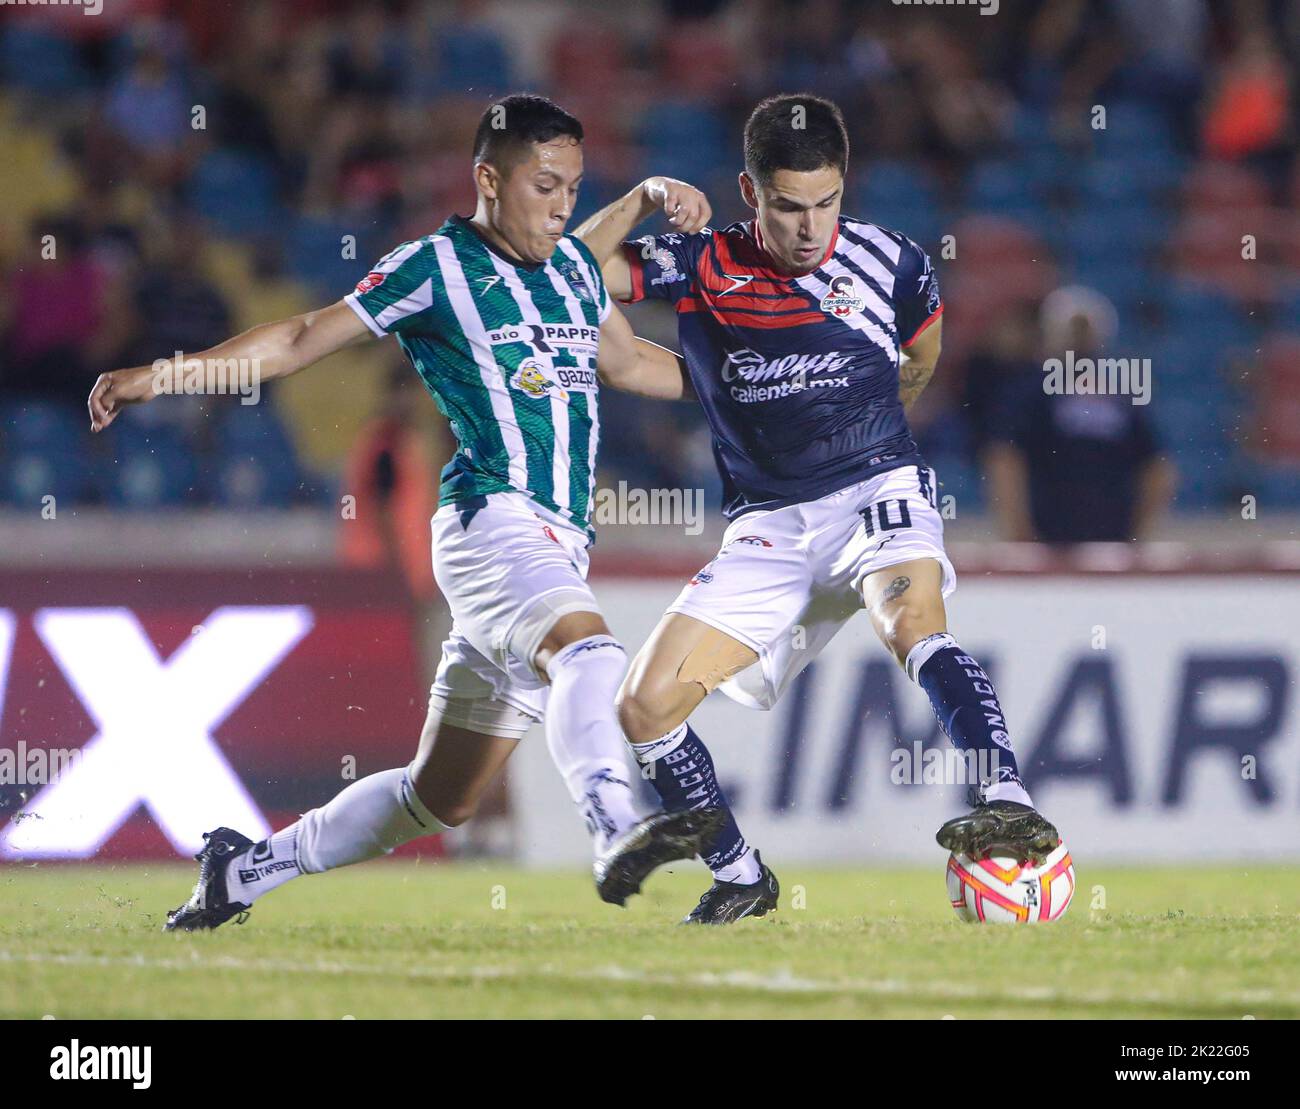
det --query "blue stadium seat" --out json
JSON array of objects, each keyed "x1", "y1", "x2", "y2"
[
  {"x1": 0, "y1": 401, "x2": 92, "y2": 508},
  {"x1": 634, "y1": 103, "x2": 727, "y2": 185},
  {"x1": 437, "y1": 27, "x2": 511, "y2": 94},
  {"x1": 1094, "y1": 102, "x2": 1176, "y2": 152},
  {"x1": 857, "y1": 161, "x2": 941, "y2": 210},
  {"x1": 0, "y1": 27, "x2": 90, "y2": 92},
  {"x1": 285, "y1": 215, "x2": 370, "y2": 300},
  {"x1": 967, "y1": 161, "x2": 1036, "y2": 211},
  {"x1": 98, "y1": 420, "x2": 199, "y2": 508},
  {"x1": 187, "y1": 149, "x2": 280, "y2": 238},
  {"x1": 207, "y1": 403, "x2": 302, "y2": 507}
]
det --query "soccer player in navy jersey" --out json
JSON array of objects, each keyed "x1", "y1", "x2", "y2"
[{"x1": 577, "y1": 94, "x2": 1062, "y2": 923}]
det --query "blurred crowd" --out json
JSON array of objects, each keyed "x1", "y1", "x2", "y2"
[{"x1": 0, "y1": 0, "x2": 1298, "y2": 532}]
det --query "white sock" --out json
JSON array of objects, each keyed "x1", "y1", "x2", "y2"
[
  {"x1": 714, "y1": 846, "x2": 761, "y2": 886},
  {"x1": 544, "y1": 634, "x2": 641, "y2": 853},
  {"x1": 984, "y1": 780, "x2": 1034, "y2": 808},
  {"x1": 225, "y1": 767, "x2": 445, "y2": 904}
]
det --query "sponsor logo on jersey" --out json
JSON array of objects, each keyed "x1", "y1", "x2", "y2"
[
  {"x1": 730, "y1": 535, "x2": 772, "y2": 547},
  {"x1": 720, "y1": 347, "x2": 853, "y2": 403},
  {"x1": 354, "y1": 271, "x2": 386, "y2": 294},
  {"x1": 487, "y1": 322, "x2": 599, "y2": 356},
  {"x1": 511, "y1": 359, "x2": 568, "y2": 401},
  {"x1": 688, "y1": 568, "x2": 714, "y2": 586},
  {"x1": 719, "y1": 273, "x2": 754, "y2": 295},
  {"x1": 820, "y1": 274, "x2": 865, "y2": 317},
  {"x1": 649, "y1": 245, "x2": 685, "y2": 287}
]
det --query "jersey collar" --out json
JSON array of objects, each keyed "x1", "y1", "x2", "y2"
[
  {"x1": 451, "y1": 215, "x2": 547, "y2": 272},
  {"x1": 750, "y1": 218, "x2": 839, "y2": 274}
]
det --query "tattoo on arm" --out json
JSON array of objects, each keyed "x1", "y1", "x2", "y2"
[
  {"x1": 882, "y1": 575, "x2": 911, "y2": 603},
  {"x1": 899, "y1": 362, "x2": 936, "y2": 410}
]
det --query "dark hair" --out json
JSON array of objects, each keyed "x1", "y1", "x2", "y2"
[
  {"x1": 743, "y1": 94, "x2": 849, "y2": 185},
  {"x1": 472, "y1": 93, "x2": 583, "y2": 172}
]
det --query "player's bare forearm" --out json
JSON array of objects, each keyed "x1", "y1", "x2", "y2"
[
  {"x1": 596, "y1": 304, "x2": 692, "y2": 401},
  {"x1": 899, "y1": 358, "x2": 938, "y2": 412},
  {"x1": 88, "y1": 299, "x2": 371, "y2": 432},
  {"x1": 899, "y1": 317, "x2": 943, "y2": 412},
  {"x1": 575, "y1": 177, "x2": 711, "y2": 301}
]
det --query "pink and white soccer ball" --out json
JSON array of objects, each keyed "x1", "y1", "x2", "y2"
[{"x1": 946, "y1": 841, "x2": 1075, "y2": 924}]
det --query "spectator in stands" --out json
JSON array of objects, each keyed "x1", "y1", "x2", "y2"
[
  {"x1": 0, "y1": 216, "x2": 129, "y2": 403},
  {"x1": 983, "y1": 286, "x2": 1177, "y2": 543},
  {"x1": 338, "y1": 359, "x2": 442, "y2": 604}
]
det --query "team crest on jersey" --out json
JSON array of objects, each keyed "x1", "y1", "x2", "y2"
[
  {"x1": 558, "y1": 261, "x2": 595, "y2": 304},
  {"x1": 354, "y1": 271, "x2": 386, "y2": 295},
  {"x1": 820, "y1": 274, "x2": 865, "y2": 318},
  {"x1": 511, "y1": 358, "x2": 567, "y2": 401}
]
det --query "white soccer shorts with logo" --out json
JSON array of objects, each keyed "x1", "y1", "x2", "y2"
[
  {"x1": 668, "y1": 464, "x2": 956, "y2": 711},
  {"x1": 428, "y1": 491, "x2": 600, "y2": 738}
]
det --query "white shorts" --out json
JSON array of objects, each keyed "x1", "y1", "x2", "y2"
[
  {"x1": 428, "y1": 492, "x2": 599, "y2": 738},
  {"x1": 668, "y1": 465, "x2": 956, "y2": 711}
]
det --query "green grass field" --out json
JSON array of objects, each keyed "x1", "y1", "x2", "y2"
[{"x1": 2, "y1": 862, "x2": 1297, "y2": 1019}]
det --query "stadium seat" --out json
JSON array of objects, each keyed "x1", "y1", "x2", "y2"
[
  {"x1": 0, "y1": 26, "x2": 90, "y2": 93},
  {"x1": 634, "y1": 102, "x2": 728, "y2": 185},
  {"x1": 187, "y1": 149, "x2": 280, "y2": 239},
  {"x1": 97, "y1": 419, "x2": 200, "y2": 509},
  {"x1": 0, "y1": 400, "x2": 92, "y2": 508},
  {"x1": 207, "y1": 403, "x2": 303, "y2": 507}
]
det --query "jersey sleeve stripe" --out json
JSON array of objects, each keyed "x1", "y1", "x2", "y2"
[
  {"x1": 901, "y1": 301, "x2": 944, "y2": 348},
  {"x1": 620, "y1": 242, "x2": 646, "y2": 303},
  {"x1": 342, "y1": 292, "x2": 387, "y2": 337}
]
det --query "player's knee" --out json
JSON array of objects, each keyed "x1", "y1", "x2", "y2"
[
  {"x1": 879, "y1": 606, "x2": 943, "y2": 665},
  {"x1": 616, "y1": 678, "x2": 675, "y2": 744},
  {"x1": 408, "y1": 766, "x2": 478, "y2": 828},
  {"x1": 431, "y1": 800, "x2": 477, "y2": 828}
]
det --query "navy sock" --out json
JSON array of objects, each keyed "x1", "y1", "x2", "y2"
[
  {"x1": 904, "y1": 633, "x2": 1029, "y2": 803},
  {"x1": 629, "y1": 724, "x2": 753, "y2": 878}
]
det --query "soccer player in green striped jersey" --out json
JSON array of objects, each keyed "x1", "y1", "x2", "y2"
[{"x1": 88, "y1": 94, "x2": 722, "y2": 930}]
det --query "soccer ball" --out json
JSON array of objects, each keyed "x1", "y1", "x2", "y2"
[{"x1": 946, "y1": 841, "x2": 1075, "y2": 924}]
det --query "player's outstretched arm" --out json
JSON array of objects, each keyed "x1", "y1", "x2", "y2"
[
  {"x1": 574, "y1": 177, "x2": 710, "y2": 301},
  {"x1": 596, "y1": 301, "x2": 692, "y2": 401},
  {"x1": 88, "y1": 299, "x2": 374, "y2": 432},
  {"x1": 898, "y1": 316, "x2": 943, "y2": 412}
]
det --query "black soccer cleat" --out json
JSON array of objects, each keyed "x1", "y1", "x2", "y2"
[
  {"x1": 936, "y1": 800, "x2": 1060, "y2": 864},
  {"x1": 681, "y1": 851, "x2": 780, "y2": 925},
  {"x1": 164, "y1": 827, "x2": 254, "y2": 932},
  {"x1": 594, "y1": 808, "x2": 727, "y2": 907}
]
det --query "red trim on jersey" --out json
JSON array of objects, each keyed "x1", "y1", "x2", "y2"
[
  {"x1": 694, "y1": 229, "x2": 826, "y2": 320},
  {"x1": 676, "y1": 298, "x2": 826, "y2": 327},
  {"x1": 620, "y1": 242, "x2": 646, "y2": 304},
  {"x1": 901, "y1": 301, "x2": 944, "y2": 348}
]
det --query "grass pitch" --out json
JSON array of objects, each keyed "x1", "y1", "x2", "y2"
[{"x1": 2, "y1": 861, "x2": 1297, "y2": 1019}]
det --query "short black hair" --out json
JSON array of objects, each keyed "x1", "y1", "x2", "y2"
[
  {"x1": 743, "y1": 94, "x2": 849, "y2": 185},
  {"x1": 472, "y1": 93, "x2": 583, "y2": 173}
]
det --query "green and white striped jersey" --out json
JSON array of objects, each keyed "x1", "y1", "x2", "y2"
[{"x1": 344, "y1": 216, "x2": 611, "y2": 535}]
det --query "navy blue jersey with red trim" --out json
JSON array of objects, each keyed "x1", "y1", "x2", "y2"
[{"x1": 622, "y1": 216, "x2": 943, "y2": 518}]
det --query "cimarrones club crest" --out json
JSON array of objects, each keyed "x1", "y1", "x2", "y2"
[{"x1": 820, "y1": 273, "x2": 865, "y2": 318}]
